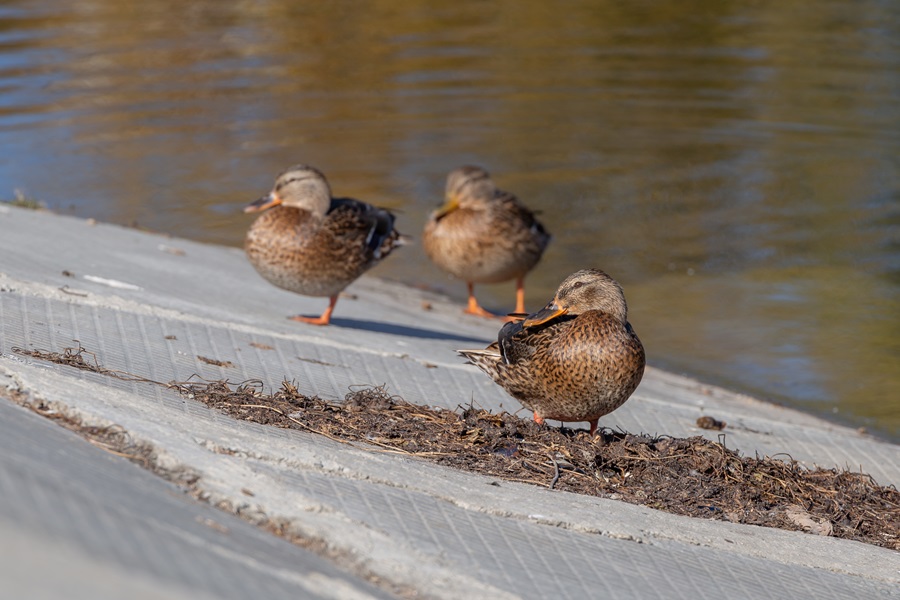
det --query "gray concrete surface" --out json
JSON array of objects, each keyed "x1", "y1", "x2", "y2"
[
  {"x1": 0, "y1": 399, "x2": 390, "y2": 600},
  {"x1": 1, "y1": 204, "x2": 898, "y2": 599}
]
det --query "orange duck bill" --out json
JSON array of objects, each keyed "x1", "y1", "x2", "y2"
[
  {"x1": 244, "y1": 192, "x2": 282, "y2": 213},
  {"x1": 522, "y1": 302, "x2": 568, "y2": 327}
]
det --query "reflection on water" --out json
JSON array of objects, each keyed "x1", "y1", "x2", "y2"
[{"x1": 1, "y1": 0, "x2": 898, "y2": 441}]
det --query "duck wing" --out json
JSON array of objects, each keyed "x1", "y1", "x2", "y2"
[
  {"x1": 497, "y1": 314, "x2": 577, "y2": 365},
  {"x1": 328, "y1": 197, "x2": 401, "y2": 258},
  {"x1": 493, "y1": 190, "x2": 551, "y2": 243}
]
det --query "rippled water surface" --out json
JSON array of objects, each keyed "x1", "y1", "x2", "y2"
[{"x1": 1, "y1": 1, "x2": 898, "y2": 441}]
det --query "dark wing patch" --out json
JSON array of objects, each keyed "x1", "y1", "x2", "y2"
[
  {"x1": 329, "y1": 197, "x2": 397, "y2": 256},
  {"x1": 498, "y1": 319, "x2": 524, "y2": 364}
]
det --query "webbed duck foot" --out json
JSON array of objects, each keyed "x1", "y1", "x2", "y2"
[{"x1": 288, "y1": 296, "x2": 337, "y2": 326}]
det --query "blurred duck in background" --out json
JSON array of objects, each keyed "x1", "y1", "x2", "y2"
[
  {"x1": 244, "y1": 165, "x2": 405, "y2": 326},
  {"x1": 423, "y1": 165, "x2": 550, "y2": 318}
]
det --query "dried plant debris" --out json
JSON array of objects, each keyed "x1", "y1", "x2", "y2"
[
  {"x1": 13, "y1": 343, "x2": 156, "y2": 383},
  {"x1": 696, "y1": 415, "x2": 727, "y2": 430},
  {"x1": 197, "y1": 356, "x2": 235, "y2": 368},
  {"x1": 14, "y1": 344, "x2": 107, "y2": 374},
  {"x1": 12, "y1": 344, "x2": 900, "y2": 550},
  {"x1": 15, "y1": 392, "x2": 198, "y2": 486}
]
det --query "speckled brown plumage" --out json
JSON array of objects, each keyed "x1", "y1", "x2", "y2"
[
  {"x1": 458, "y1": 269, "x2": 645, "y2": 435},
  {"x1": 244, "y1": 165, "x2": 404, "y2": 325},
  {"x1": 422, "y1": 165, "x2": 550, "y2": 317}
]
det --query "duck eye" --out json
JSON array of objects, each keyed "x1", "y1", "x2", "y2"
[{"x1": 572, "y1": 281, "x2": 584, "y2": 289}]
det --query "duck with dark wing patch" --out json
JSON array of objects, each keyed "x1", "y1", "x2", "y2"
[
  {"x1": 459, "y1": 269, "x2": 645, "y2": 435},
  {"x1": 244, "y1": 165, "x2": 405, "y2": 325}
]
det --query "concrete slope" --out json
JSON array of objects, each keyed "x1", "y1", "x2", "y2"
[{"x1": 1, "y1": 204, "x2": 897, "y2": 599}]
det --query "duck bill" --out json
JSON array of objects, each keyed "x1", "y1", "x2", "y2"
[
  {"x1": 523, "y1": 303, "x2": 568, "y2": 327},
  {"x1": 244, "y1": 192, "x2": 282, "y2": 213},
  {"x1": 433, "y1": 195, "x2": 460, "y2": 219}
]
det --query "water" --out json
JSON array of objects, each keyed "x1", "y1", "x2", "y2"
[{"x1": 1, "y1": 0, "x2": 898, "y2": 442}]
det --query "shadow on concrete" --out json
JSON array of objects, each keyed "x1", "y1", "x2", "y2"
[{"x1": 329, "y1": 317, "x2": 491, "y2": 344}]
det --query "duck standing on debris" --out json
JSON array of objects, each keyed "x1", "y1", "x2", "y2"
[
  {"x1": 422, "y1": 165, "x2": 550, "y2": 318},
  {"x1": 459, "y1": 269, "x2": 645, "y2": 435},
  {"x1": 244, "y1": 165, "x2": 405, "y2": 326}
]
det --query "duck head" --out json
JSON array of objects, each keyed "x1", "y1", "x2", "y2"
[
  {"x1": 245, "y1": 164, "x2": 332, "y2": 216},
  {"x1": 523, "y1": 268, "x2": 629, "y2": 328},
  {"x1": 433, "y1": 165, "x2": 497, "y2": 219}
]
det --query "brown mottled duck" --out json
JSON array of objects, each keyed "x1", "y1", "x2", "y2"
[
  {"x1": 423, "y1": 165, "x2": 550, "y2": 318},
  {"x1": 244, "y1": 165, "x2": 404, "y2": 326},
  {"x1": 459, "y1": 269, "x2": 645, "y2": 435}
]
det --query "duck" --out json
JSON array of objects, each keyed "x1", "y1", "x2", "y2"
[
  {"x1": 458, "y1": 269, "x2": 645, "y2": 435},
  {"x1": 422, "y1": 165, "x2": 550, "y2": 318},
  {"x1": 244, "y1": 165, "x2": 404, "y2": 326}
]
